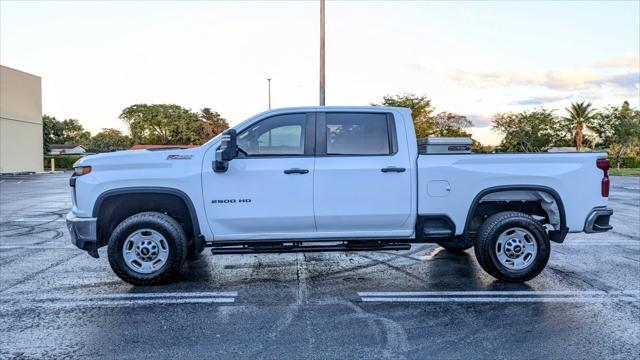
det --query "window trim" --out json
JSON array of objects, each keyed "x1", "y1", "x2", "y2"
[
  {"x1": 236, "y1": 112, "x2": 316, "y2": 158},
  {"x1": 315, "y1": 112, "x2": 398, "y2": 157}
]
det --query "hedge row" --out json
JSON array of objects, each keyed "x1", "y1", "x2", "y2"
[
  {"x1": 43, "y1": 155, "x2": 85, "y2": 170},
  {"x1": 609, "y1": 156, "x2": 640, "y2": 169}
]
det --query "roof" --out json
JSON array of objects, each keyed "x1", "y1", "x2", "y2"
[
  {"x1": 130, "y1": 145, "x2": 198, "y2": 150},
  {"x1": 50, "y1": 144, "x2": 85, "y2": 149}
]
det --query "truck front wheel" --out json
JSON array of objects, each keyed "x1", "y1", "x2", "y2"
[
  {"x1": 474, "y1": 211, "x2": 550, "y2": 282},
  {"x1": 107, "y1": 212, "x2": 188, "y2": 285}
]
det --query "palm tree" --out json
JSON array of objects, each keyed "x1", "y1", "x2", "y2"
[{"x1": 563, "y1": 101, "x2": 597, "y2": 151}]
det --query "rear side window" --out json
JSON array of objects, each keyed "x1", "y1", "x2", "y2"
[
  {"x1": 237, "y1": 114, "x2": 306, "y2": 156},
  {"x1": 326, "y1": 113, "x2": 392, "y2": 155}
]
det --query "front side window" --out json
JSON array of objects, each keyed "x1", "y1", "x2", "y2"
[
  {"x1": 326, "y1": 113, "x2": 391, "y2": 155},
  {"x1": 237, "y1": 114, "x2": 306, "y2": 156}
]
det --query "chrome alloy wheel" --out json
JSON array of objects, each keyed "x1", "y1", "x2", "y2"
[
  {"x1": 495, "y1": 227, "x2": 538, "y2": 270},
  {"x1": 122, "y1": 229, "x2": 169, "y2": 274}
]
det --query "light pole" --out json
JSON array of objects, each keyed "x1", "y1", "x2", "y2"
[
  {"x1": 319, "y1": 0, "x2": 325, "y2": 106},
  {"x1": 266, "y1": 77, "x2": 272, "y2": 110}
]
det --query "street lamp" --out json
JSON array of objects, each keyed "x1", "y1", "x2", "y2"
[
  {"x1": 319, "y1": 0, "x2": 325, "y2": 106},
  {"x1": 266, "y1": 77, "x2": 272, "y2": 110}
]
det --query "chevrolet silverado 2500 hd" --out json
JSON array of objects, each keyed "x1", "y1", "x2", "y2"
[{"x1": 67, "y1": 107, "x2": 613, "y2": 285}]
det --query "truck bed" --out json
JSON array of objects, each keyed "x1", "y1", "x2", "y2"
[{"x1": 417, "y1": 152, "x2": 609, "y2": 235}]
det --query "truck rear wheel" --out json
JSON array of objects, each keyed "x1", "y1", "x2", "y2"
[
  {"x1": 474, "y1": 211, "x2": 550, "y2": 282},
  {"x1": 107, "y1": 212, "x2": 188, "y2": 285}
]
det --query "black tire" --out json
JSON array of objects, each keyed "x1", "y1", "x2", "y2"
[
  {"x1": 473, "y1": 211, "x2": 550, "y2": 282},
  {"x1": 107, "y1": 212, "x2": 188, "y2": 286}
]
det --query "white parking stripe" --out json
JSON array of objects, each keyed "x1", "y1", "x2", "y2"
[
  {"x1": 361, "y1": 297, "x2": 635, "y2": 303},
  {"x1": 561, "y1": 240, "x2": 639, "y2": 246},
  {"x1": 0, "y1": 297, "x2": 236, "y2": 309},
  {"x1": 10, "y1": 218, "x2": 66, "y2": 222},
  {"x1": 359, "y1": 289, "x2": 640, "y2": 303},
  {"x1": 0, "y1": 291, "x2": 238, "y2": 309},
  {"x1": 0, "y1": 291, "x2": 238, "y2": 301},
  {"x1": 358, "y1": 290, "x2": 610, "y2": 297},
  {"x1": 0, "y1": 246, "x2": 76, "y2": 250}
]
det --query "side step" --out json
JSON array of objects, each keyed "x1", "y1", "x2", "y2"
[{"x1": 210, "y1": 242, "x2": 411, "y2": 255}]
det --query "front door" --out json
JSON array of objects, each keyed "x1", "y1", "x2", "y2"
[
  {"x1": 202, "y1": 112, "x2": 316, "y2": 240},
  {"x1": 313, "y1": 111, "x2": 413, "y2": 236}
]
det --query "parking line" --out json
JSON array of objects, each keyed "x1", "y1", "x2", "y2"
[
  {"x1": 0, "y1": 291, "x2": 238, "y2": 309},
  {"x1": 359, "y1": 290, "x2": 640, "y2": 303},
  {"x1": 11, "y1": 218, "x2": 66, "y2": 222},
  {"x1": 0, "y1": 291, "x2": 238, "y2": 301},
  {"x1": 360, "y1": 297, "x2": 632, "y2": 303},
  {"x1": 0, "y1": 297, "x2": 236, "y2": 309},
  {"x1": 0, "y1": 245, "x2": 76, "y2": 250},
  {"x1": 358, "y1": 290, "x2": 610, "y2": 296}
]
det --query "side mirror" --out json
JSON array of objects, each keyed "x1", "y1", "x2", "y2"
[{"x1": 214, "y1": 129, "x2": 238, "y2": 173}]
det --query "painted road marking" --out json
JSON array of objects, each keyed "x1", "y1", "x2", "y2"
[
  {"x1": 0, "y1": 291, "x2": 238, "y2": 309},
  {"x1": 0, "y1": 245, "x2": 76, "y2": 250},
  {"x1": 562, "y1": 240, "x2": 639, "y2": 246},
  {"x1": 11, "y1": 218, "x2": 66, "y2": 222},
  {"x1": 359, "y1": 290, "x2": 640, "y2": 303}
]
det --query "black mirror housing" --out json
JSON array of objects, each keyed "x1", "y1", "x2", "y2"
[{"x1": 214, "y1": 129, "x2": 238, "y2": 173}]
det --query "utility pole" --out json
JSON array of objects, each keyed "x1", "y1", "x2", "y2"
[
  {"x1": 319, "y1": 0, "x2": 325, "y2": 106},
  {"x1": 267, "y1": 77, "x2": 272, "y2": 110}
]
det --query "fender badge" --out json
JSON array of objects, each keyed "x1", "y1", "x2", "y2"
[{"x1": 167, "y1": 155, "x2": 193, "y2": 160}]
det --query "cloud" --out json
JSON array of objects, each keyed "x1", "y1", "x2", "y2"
[
  {"x1": 590, "y1": 71, "x2": 640, "y2": 89},
  {"x1": 466, "y1": 114, "x2": 492, "y2": 127},
  {"x1": 513, "y1": 92, "x2": 573, "y2": 105},
  {"x1": 542, "y1": 68, "x2": 602, "y2": 90},
  {"x1": 450, "y1": 67, "x2": 605, "y2": 91},
  {"x1": 593, "y1": 53, "x2": 640, "y2": 69}
]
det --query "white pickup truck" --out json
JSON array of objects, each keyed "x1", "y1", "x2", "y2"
[{"x1": 67, "y1": 106, "x2": 613, "y2": 285}]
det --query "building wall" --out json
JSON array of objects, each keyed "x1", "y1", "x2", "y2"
[{"x1": 0, "y1": 65, "x2": 43, "y2": 173}]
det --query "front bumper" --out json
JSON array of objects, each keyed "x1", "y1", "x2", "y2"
[
  {"x1": 66, "y1": 212, "x2": 99, "y2": 258},
  {"x1": 584, "y1": 207, "x2": 613, "y2": 233}
]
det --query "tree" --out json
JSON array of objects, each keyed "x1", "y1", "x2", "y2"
[
  {"x1": 593, "y1": 101, "x2": 640, "y2": 169},
  {"x1": 59, "y1": 119, "x2": 91, "y2": 146},
  {"x1": 492, "y1": 109, "x2": 568, "y2": 152},
  {"x1": 120, "y1": 104, "x2": 202, "y2": 145},
  {"x1": 563, "y1": 101, "x2": 597, "y2": 151},
  {"x1": 433, "y1": 112, "x2": 473, "y2": 137},
  {"x1": 89, "y1": 128, "x2": 132, "y2": 153},
  {"x1": 372, "y1": 93, "x2": 435, "y2": 138},
  {"x1": 196, "y1": 108, "x2": 229, "y2": 142},
  {"x1": 42, "y1": 115, "x2": 91, "y2": 151},
  {"x1": 42, "y1": 115, "x2": 63, "y2": 152}
]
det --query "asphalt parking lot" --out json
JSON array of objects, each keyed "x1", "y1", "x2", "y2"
[{"x1": 0, "y1": 173, "x2": 638, "y2": 359}]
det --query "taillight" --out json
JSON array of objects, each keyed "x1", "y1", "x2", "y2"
[{"x1": 596, "y1": 159, "x2": 610, "y2": 197}]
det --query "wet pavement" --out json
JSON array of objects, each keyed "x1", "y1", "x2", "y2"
[{"x1": 0, "y1": 173, "x2": 638, "y2": 359}]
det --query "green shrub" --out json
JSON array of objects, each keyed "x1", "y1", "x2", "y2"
[
  {"x1": 44, "y1": 155, "x2": 85, "y2": 170},
  {"x1": 609, "y1": 156, "x2": 640, "y2": 169}
]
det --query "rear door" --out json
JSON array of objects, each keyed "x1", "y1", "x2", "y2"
[
  {"x1": 313, "y1": 111, "x2": 413, "y2": 236},
  {"x1": 202, "y1": 112, "x2": 317, "y2": 240}
]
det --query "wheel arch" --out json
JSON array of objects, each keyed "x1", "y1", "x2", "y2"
[
  {"x1": 93, "y1": 187, "x2": 203, "y2": 251},
  {"x1": 463, "y1": 185, "x2": 568, "y2": 243}
]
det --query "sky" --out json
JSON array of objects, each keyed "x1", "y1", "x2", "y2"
[{"x1": 1, "y1": 0, "x2": 639, "y2": 145}]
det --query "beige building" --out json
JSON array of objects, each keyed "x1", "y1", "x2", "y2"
[{"x1": 0, "y1": 65, "x2": 43, "y2": 173}]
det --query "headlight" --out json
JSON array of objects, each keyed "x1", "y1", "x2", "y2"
[{"x1": 74, "y1": 166, "x2": 92, "y2": 176}]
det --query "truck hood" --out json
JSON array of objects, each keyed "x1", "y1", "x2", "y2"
[{"x1": 74, "y1": 147, "x2": 204, "y2": 170}]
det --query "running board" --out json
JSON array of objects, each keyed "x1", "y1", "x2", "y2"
[{"x1": 210, "y1": 242, "x2": 411, "y2": 255}]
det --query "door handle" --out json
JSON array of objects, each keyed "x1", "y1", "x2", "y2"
[
  {"x1": 381, "y1": 167, "x2": 406, "y2": 173},
  {"x1": 284, "y1": 168, "x2": 309, "y2": 174}
]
